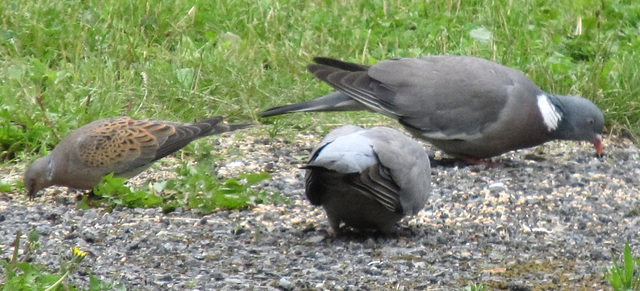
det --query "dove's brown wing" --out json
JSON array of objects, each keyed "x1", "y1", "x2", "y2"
[
  {"x1": 75, "y1": 117, "x2": 175, "y2": 176},
  {"x1": 75, "y1": 116, "x2": 251, "y2": 177}
]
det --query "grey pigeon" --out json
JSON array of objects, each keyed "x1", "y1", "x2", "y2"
[
  {"x1": 304, "y1": 125, "x2": 431, "y2": 234},
  {"x1": 261, "y1": 56, "x2": 605, "y2": 163},
  {"x1": 24, "y1": 116, "x2": 251, "y2": 199}
]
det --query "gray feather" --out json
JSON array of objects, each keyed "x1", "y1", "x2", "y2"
[
  {"x1": 260, "y1": 91, "x2": 367, "y2": 117},
  {"x1": 304, "y1": 125, "x2": 431, "y2": 233}
]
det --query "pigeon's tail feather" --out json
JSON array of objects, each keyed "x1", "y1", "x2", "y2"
[
  {"x1": 312, "y1": 57, "x2": 369, "y2": 72},
  {"x1": 260, "y1": 91, "x2": 366, "y2": 117}
]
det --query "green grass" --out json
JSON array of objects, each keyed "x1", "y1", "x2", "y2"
[
  {"x1": 72, "y1": 160, "x2": 280, "y2": 212},
  {"x1": 1, "y1": 230, "x2": 123, "y2": 291},
  {"x1": 606, "y1": 242, "x2": 640, "y2": 291},
  {"x1": 465, "y1": 282, "x2": 486, "y2": 291},
  {"x1": 2, "y1": 0, "x2": 639, "y2": 192},
  {"x1": 2, "y1": 0, "x2": 640, "y2": 160},
  {"x1": 79, "y1": 163, "x2": 282, "y2": 213}
]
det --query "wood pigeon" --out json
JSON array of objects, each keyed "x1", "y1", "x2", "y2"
[
  {"x1": 261, "y1": 56, "x2": 605, "y2": 163},
  {"x1": 304, "y1": 125, "x2": 431, "y2": 234}
]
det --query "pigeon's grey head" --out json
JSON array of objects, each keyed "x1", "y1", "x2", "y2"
[
  {"x1": 24, "y1": 155, "x2": 54, "y2": 200},
  {"x1": 554, "y1": 95, "x2": 604, "y2": 156}
]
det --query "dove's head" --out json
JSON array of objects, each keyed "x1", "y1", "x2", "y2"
[{"x1": 24, "y1": 155, "x2": 55, "y2": 200}]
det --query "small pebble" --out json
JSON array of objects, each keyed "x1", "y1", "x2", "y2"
[{"x1": 279, "y1": 277, "x2": 294, "y2": 290}]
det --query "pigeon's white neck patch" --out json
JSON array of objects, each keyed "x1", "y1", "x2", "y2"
[{"x1": 537, "y1": 94, "x2": 562, "y2": 131}]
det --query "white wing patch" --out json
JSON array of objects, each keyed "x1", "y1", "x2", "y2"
[{"x1": 537, "y1": 94, "x2": 562, "y2": 131}]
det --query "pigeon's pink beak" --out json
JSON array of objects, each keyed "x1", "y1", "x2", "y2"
[{"x1": 593, "y1": 134, "x2": 603, "y2": 157}]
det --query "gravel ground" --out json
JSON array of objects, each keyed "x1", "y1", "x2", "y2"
[{"x1": 1, "y1": 127, "x2": 640, "y2": 291}]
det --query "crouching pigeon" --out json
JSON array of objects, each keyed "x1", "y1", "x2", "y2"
[
  {"x1": 261, "y1": 56, "x2": 605, "y2": 163},
  {"x1": 304, "y1": 125, "x2": 431, "y2": 235},
  {"x1": 24, "y1": 116, "x2": 252, "y2": 199}
]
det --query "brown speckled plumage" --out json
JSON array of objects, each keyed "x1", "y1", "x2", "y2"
[{"x1": 24, "y1": 116, "x2": 251, "y2": 199}]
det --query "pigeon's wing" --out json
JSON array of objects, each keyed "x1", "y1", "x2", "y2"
[
  {"x1": 364, "y1": 127, "x2": 431, "y2": 215},
  {"x1": 309, "y1": 56, "x2": 543, "y2": 141}
]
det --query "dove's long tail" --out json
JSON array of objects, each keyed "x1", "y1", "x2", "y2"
[
  {"x1": 152, "y1": 117, "x2": 252, "y2": 162},
  {"x1": 197, "y1": 117, "x2": 253, "y2": 136}
]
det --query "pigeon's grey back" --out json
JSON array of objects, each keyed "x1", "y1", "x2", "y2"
[{"x1": 308, "y1": 125, "x2": 371, "y2": 172}]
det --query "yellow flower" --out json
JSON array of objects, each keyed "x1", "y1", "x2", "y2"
[{"x1": 72, "y1": 247, "x2": 87, "y2": 258}]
